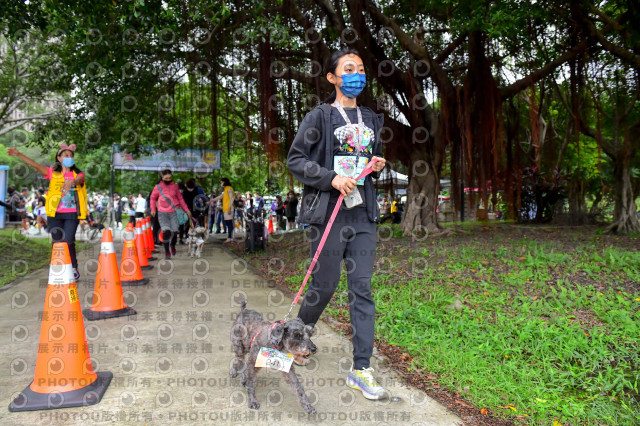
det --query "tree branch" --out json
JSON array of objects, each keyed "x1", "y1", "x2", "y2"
[
  {"x1": 435, "y1": 33, "x2": 467, "y2": 64},
  {"x1": 364, "y1": 1, "x2": 456, "y2": 100},
  {"x1": 500, "y1": 39, "x2": 589, "y2": 99}
]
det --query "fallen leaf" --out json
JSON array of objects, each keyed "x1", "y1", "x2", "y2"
[
  {"x1": 455, "y1": 399, "x2": 473, "y2": 408},
  {"x1": 480, "y1": 408, "x2": 488, "y2": 415}
]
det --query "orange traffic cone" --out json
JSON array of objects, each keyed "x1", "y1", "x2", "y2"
[
  {"x1": 268, "y1": 218, "x2": 274, "y2": 233},
  {"x1": 9, "y1": 242, "x2": 112, "y2": 412},
  {"x1": 120, "y1": 223, "x2": 149, "y2": 286},
  {"x1": 135, "y1": 221, "x2": 153, "y2": 270},
  {"x1": 83, "y1": 229, "x2": 136, "y2": 320},
  {"x1": 143, "y1": 218, "x2": 157, "y2": 261}
]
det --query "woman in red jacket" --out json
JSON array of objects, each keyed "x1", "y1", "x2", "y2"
[{"x1": 150, "y1": 169, "x2": 191, "y2": 258}]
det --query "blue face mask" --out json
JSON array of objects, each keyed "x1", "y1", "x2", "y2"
[
  {"x1": 62, "y1": 157, "x2": 75, "y2": 168},
  {"x1": 338, "y1": 72, "x2": 366, "y2": 98}
]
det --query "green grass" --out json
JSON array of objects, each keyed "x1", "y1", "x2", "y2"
[
  {"x1": 0, "y1": 229, "x2": 91, "y2": 288},
  {"x1": 275, "y1": 225, "x2": 640, "y2": 424}
]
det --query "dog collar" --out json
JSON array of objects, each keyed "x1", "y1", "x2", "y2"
[{"x1": 250, "y1": 320, "x2": 284, "y2": 350}]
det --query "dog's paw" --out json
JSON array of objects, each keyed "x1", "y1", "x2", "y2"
[
  {"x1": 248, "y1": 401, "x2": 260, "y2": 410},
  {"x1": 229, "y1": 368, "x2": 238, "y2": 378},
  {"x1": 304, "y1": 403, "x2": 317, "y2": 414}
]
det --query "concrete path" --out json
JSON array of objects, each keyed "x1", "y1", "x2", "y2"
[{"x1": 1, "y1": 229, "x2": 462, "y2": 425}]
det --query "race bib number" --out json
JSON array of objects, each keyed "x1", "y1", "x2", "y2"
[
  {"x1": 255, "y1": 347, "x2": 294, "y2": 373},
  {"x1": 334, "y1": 156, "x2": 368, "y2": 185}
]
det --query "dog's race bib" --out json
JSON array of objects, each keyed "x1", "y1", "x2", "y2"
[{"x1": 255, "y1": 347, "x2": 294, "y2": 373}]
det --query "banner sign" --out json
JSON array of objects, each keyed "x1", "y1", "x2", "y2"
[{"x1": 112, "y1": 145, "x2": 220, "y2": 172}]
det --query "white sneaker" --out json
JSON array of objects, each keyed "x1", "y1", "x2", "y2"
[{"x1": 347, "y1": 366, "x2": 389, "y2": 400}]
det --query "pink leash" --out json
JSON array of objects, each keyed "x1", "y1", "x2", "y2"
[{"x1": 284, "y1": 158, "x2": 379, "y2": 320}]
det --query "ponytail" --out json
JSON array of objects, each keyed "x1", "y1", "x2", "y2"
[{"x1": 324, "y1": 90, "x2": 337, "y2": 104}]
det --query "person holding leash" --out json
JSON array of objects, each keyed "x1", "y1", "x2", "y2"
[
  {"x1": 287, "y1": 48, "x2": 387, "y2": 400},
  {"x1": 8, "y1": 143, "x2": 88, "y2": 280},
  {"x1": 150, "y1": 169, "x2": 192, "y2": 259}
]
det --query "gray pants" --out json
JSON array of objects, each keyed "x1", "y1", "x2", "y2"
[
  {"x1": 157, "y1": 211, "x2": 179, "y2": 233},
  {"x1": 297, "y1": 202, "x2": 376, "y2": 370}
]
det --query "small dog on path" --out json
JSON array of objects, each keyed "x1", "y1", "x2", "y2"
[
  {"x1": 230, "y1": 297, "x2": 317, "y2": 413},
  {"x1": 187, "y1": 226, "x2": 206, "y2": 258}
]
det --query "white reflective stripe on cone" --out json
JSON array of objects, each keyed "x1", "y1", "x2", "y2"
[
  {"x1": 124, "y1": 231, "x2": 135, "y2": 240},
  {"x1": 100, "y1": 242, "x2": 115, "y2": 254},
  {"x1": 48, "y1": 264, "x2": 75, "y2": 285},
  {"x1": 134, "y1": 227, "x2": 142, "y2": 234}
]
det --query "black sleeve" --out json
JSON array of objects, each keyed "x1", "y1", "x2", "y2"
[{"x1": 287, "y1": 108, "x2": 337, "y2": 191}]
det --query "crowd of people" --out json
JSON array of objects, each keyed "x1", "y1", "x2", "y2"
[{"x1": 3, "y1": 181, "x2": 402, "y2": 238}]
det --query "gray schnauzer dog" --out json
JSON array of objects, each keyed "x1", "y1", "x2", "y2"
[{"x1": 230, "y1": 297, "x2": 317, "y2": 413}]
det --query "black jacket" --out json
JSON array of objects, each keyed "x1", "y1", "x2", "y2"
[{"x1": 287, "y1": 103, "x2": 383, "y2": 224}]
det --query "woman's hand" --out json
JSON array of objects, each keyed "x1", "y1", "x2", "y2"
[
  {"x1": 332, "y1": 174, "x2": 357, "y2": 196},
  {"x1": 371, "y1": 156, "x2": 386, "y2": 172},
  {"x1": 62, "y1": 180, "x2": 73, "y2": 194},
  {"x1": 7, "y1": 147, "x2": 19, "y2": 156}
]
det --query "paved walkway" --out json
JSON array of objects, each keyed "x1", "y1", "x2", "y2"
[{"x1": 1, "y1": 228, "x2": 462, "y2": 425}]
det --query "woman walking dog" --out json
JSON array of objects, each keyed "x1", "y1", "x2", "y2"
[
  {"x1": 287, "y1": 49, "x2": 387, "y2": 400},
  {"x1": 150, "y1": 169, "x2": 192, "y2": 259},
  {"x1": 8, "y1": 143, "x2": 88, "y2": 280}
]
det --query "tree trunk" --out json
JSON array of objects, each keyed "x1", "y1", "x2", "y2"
[
  {"x1": 606, "y1": 155, "x2": 640, "y2": 233},
  {"x1": 567, "y1": 178, "x2": 588, "y2": 225},
  {"x1": 399, "y1": 147, "x2": 441, "y2": 235}
]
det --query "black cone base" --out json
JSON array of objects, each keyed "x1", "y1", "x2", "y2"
[
  {"x1": 148, "y1": 256, "x2": 157, "y2": 261},
  {"x1": 9, "y1": 371, "x2": 113, "y2": 412},
  {"x1": 121, "y1": 277, "x2": 149, "y2": 286},
  {"x1": 82, "y1": 306, "x2": 136, "y2": 321},
  {"x1": 140, "y1": 265, "x2": 153, "y2": 270}
]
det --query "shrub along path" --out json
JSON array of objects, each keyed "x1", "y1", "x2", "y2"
[{"x1": 229, "y1": 223, "x2": 640, "y2": 425}]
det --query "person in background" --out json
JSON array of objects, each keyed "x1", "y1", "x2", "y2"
[
  {"x1": 211, "y1": 177, "x2": 235, "y2": 243},
  {"x1": 253, "y1": 191, "x2": 264, "y2": 218},
  {"x1": 183, "y1": 178, "x2": 207, "y2": 227},
  {"x1": 135, "y1": 193, "x2": 146, "y2": 220},
  {"x1": 6, "y1": 186, "x2": 27, "y2": 232},
  {"x1": 215, "y1": 197, "x2": 225, "y2": 234},
  {"x1": 19, "y1": 187, "x2": 30, "y2": 232},
  {"x1": 113, "y1": 193, "x2": 123, "y2": 229},
  {"x1": 8, "y1": 143, "x2": 88, "y2": 280},
  {"x1": 208, "y1": 191, "x2": 217, "y2": 233},
  {"x1": 285, "y1": 190, "x2": 299, "y2": 230},
  {"x1": 36, "y1": 188, "x2": 46, "y2": 209},
  {"x1": 128, "y1": 194, "x2": 136, "y2": 225},
  {"x1": 235, "y1": 193, "x2": 245, "y2": 232},
  {"x1": 147, "y1": 183, "x2": 161, "y2": 245},
  {"x1": 275, "y1": 194, "x2": 286, "y2": 231},
  {"x1": 34, "y1": 197, "x2": 47, "y2": 234},
  {"x1": 177, "y1": 180, "x2": 188, "y2": 244},
  {"x1": 245, "y1": 191, "x2": 254, "y2": 215}
]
